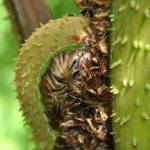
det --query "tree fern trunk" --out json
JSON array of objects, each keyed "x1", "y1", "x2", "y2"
[{"x1": 111, "y1": 0, "x2": 150, "y2": 149}]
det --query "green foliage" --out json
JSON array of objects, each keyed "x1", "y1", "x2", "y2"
[
  {"x1": 111, "y1": 0, "x2": 150, "y2": 149},
  {"x1": 46, "y1": 0, "x2": 80, "y2": 19},
  {"x1": 0, "y1": 0, "x2": 80, "y2": 150},
  {"x1": 0, "y1": 0, "x2": 34, "y2": 150}
]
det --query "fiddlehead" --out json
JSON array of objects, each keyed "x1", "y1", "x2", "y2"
[
  {"x1": 15, "y1": 0, "x2": 113, "y2": 149},
  {"x1": 15, "y1": 16, "x2": 88, "y2": 150}
]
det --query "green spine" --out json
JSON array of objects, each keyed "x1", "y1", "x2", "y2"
[
  {"x1": 15, "y1": 16, "x2": 87, "y2": 150},
  {"x1": 111, "y1": 0, "x2": 150, "y2": 150}
]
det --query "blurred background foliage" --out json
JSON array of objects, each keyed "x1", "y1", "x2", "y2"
[{"x1": 0, "y1": 0, "x2": 79, "y2": 149}]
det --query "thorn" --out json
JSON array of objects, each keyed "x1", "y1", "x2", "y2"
[
  {"x1": 135, "y1": 98, "x2": 141, "y2": 106},
  {"x1": 112, "y1": 36, "x2": 121, "y2": 46},
  {"x1": 110, "y1": 18, "x2": 115, "y2": 22},
  {"x1": 110, "y1": 112, "x2": 117, "y2": 118},
  {"x1": 118, "y1": 5, "x2": 126, "y2": 12},
  {"x1": 145, "y1": 44, "x2": 150, "y2": 51},
  {"x1": 121, "y1": 36, "x2": 128, "y2": 45},
  {"x1": 110, "y1": 59, "x2": 122, "y2": 69},
  {"x1": 142, "y1": 112, "x2": 150, "y2": 120},
  {"x1": 21, "y1": 60, "x2": 27, "y2": 64},
  {"x1": 109, "y1": 14, "x2": 115, "y2": 18},
  {"x1": 144, "y1": 9, "x2": 150, "y2": 18},
  {"x1": 114, "y1": 117, "x2": 120, "y2": 123},
  {"x1": 129, "y1": 80, "x2": 135, "y2": 87},
  {"x1": 13, "y1": 58, "x2": 17, "y2": 61},
  {"x1": 37, "y1": 43, "x2": 43, "y2": 47},
  {"x1": 130, "y1": 0, "x2": 136, "y2": 9},
  {"x1": 139, "y1": 41, "x2": 145, "y2": 50},
  {"x1": 114, "y1": 138, "x2": 120, "y2": 143},
  {"x1": 122, "y1": 79, "x2": 128, "y2": 87},
  {"x1": 108, "y1": 27, "x2": 116, "y2": 31},
  {"x1": 145, "y1": 84, "x2": 150, "y2": 90},
  {"x1": 110, "y1": 86, "x2": 120, "y2": 95},
  {"x1": 132, "y1": 138, "x2": 138, "y2": 148},
  {"x1": 133, "y1": 40, "x2": 138, "y2": 48},
  {"x1": 135, "y1": 4, "x2": 140, "y2": 11},
  {"x1": 120, "y1": 115, "x2": 130, "y2": 126},
  {"x1": 21, "y1": 72, "x2": 27, "y2": 78},
  {"x1": 15, "y1": 66, "x2": 21, "y2": 71},
  {"x1": 110, "y1": 132, "x2": 116, "y2": 135},
  {"x1": 32, "y1": 43, "x2": 43, "y2": 47},
  {"x1": 24, "y1": 47, "x2": 29, "y2": 50},
  {"x1": 21, "y1": 90, "x2": 25, "y2": 95}
]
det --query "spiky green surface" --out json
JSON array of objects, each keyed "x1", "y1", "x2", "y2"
[
  {"x1": 15, "y1": 16, "x2": 87, "y2": 150},
  {"x1": 111, "y1": 0, "x2": 150, "y2": 150}
]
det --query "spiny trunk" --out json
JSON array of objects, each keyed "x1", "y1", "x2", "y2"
[{"x1": 110, "y1": 0, "x2": 150, "y2": 149}]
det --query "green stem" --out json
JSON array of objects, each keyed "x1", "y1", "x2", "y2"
[
  {"x1": 15, "y1": 16, "x2": 87, "y2": 150},
  {"x1": 111, "y1": 0, "x2": 150, "y2": 149}
]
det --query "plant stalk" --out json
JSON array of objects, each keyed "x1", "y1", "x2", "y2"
[{"x1": 111, "y1": 0, "x2": 150, "y2": 149}]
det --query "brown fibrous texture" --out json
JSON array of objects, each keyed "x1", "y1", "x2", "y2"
[{"x1": 40, "y1": 0, "x2": 113, "y2": 149}]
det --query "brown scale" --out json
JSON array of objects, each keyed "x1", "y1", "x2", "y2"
[
  {"x1": 40, "y1": 0, "x2": 113, "y2": 149},
  {"x1": 40, "y1": 49, "x2": 113, "y2": 150},
  {"x1": 74, "y1": 0, "x2": 111, "y2": 53}
]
